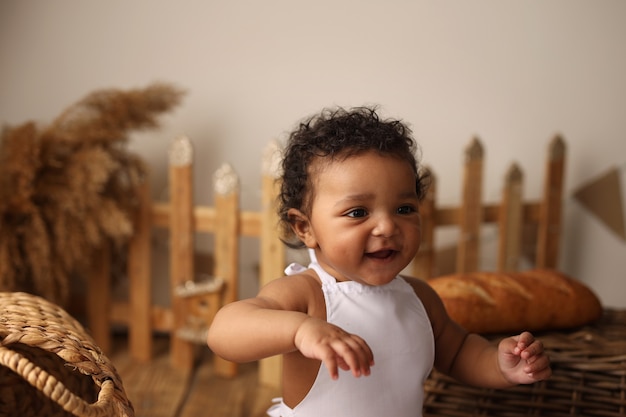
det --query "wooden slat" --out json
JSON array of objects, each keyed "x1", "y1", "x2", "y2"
[
  {"x1": 536, "y1": 135, "x2": 566, "y2": 269},
  {"x1": 87, "y1": 242, "x2": 111, "y2": 354},
  {"x1": 258, "y1": 140, "x2": 286, "y2": 389},
  {"x1": 151, "y1": 202, "x2": 170, "y2": 227},
  {"x1": 155, "y1": 200, "x2": 542, "y2": 232},
  {"x1": 193, "y1": 206, "x2": 216, "y2": 231},
  {"x1": 434, "y1": 202, "x2": 541, "y2": 226},
  {"x1": 128, "y1": 179, "x2": 154, "y2": 362},
  {"x1": 498, "y1": 164, "x2": 524, "y2": 271},
  {"x1": 240, "y1": 211, "x2": 262, "y2": 236},
  {"x1": 154, "y1": 204, "x2": 216, "y2": 231},
  {"x1": 111, "y1": 302, "x2": 174, "y2": 333},
  {"x1": 169, "y1": 135, "x2": 196, "y2": 370},
  {"x1": 413, "y1": 167, "x2": 436, "y2": 279},
  {"x1": 457, "y1": 138, "x2": 484, "y2": 273},
  {"x1": 212, "y1": 163, "x2": 240, "y2": 378},
  {"x1": 151, "y1": 203, "x2": 261, "y2": 236}
]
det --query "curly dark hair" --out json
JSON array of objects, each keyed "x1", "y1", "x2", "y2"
[{"x1": 278, "y1": 106, "x2": 430, "y2": 248}]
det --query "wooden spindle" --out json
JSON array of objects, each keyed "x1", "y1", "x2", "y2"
[
  {"x1": 457, "y1": 138, "x2": 484, "y2": 273},
  {"x1": 88, "y1": 241, "x2": 111, "y2": 353},
  {"x1": 129, "y1": 179, "x2": 154, "y2": 362},
  {"x1": 212, "y1": 163, "x2": 240, "y2": 377},
  {"x1": 536, "y1": 135, "x2": 566, "y2": 269},
  {"x1": 169, "y1": 135, "x2": 195, "y2": 371},
  {"x1": 498, "y1": 163, "x2": 524, "y2": 271},
  {"x1": 414, "y1": 166, "x2": 436, "y2": 279}
]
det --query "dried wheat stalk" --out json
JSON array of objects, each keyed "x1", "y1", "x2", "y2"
[{"x1": 0, "y1": 82, "x2": 184, "y2": 305}]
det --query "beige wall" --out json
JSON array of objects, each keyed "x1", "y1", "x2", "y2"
[{"x1": 1, "y1": 1, "x2": 625, "y2": 307}]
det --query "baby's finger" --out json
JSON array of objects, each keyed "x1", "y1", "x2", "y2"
[
  {"x1": 525, "y1": 353, "x2": 550, "y2": 373},
  {"x1": 520, "y1": 339, "x2": 545, "y2": 360},
  {"x1": 499, "y1": 336, "x2": 521, "y2": 356},
  {"x1": 525, "y1": 355, "x2": 552, "y2": 380},
  {"x1": 515, "y1": 332, "x2": 535, "y2": 350},
  {"x1": 336, "y1": 356, "x2": 351, "y2": 372},
  {"x1": 316, "y1": 346, "x2": 340, "y2": 380},
  {"x1": 337, "y1": 343, "x2": 369, "y2": 377},
  {"x1": 331, "y1": 337, "x2": 372, "y2": 377},
  {"x1": 350, "y1": 334, "x2": 375, "y2": 368}
]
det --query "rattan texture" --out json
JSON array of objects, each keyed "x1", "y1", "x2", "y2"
[
  {"x1": 424, "y1": 309, "x2": 626, "y2": 417},
  {"x1": 0, "y1": 292, "x2": 134, "y2": 417}
]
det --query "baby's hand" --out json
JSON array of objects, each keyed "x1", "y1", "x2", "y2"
[
  {"x1": 294, "y1": 317, "x2": 374, "y2": 380},
  {"x1": 498, "y1": 332, "x2": 551, "y2": 384}
]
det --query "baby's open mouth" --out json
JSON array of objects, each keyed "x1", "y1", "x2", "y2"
[{"x1": 366, "y1": 249, "x2": 395, "y2": 259}]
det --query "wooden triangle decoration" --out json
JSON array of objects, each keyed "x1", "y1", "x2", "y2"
[{"x1": 573, "y1": 166, "x2": 626, "y2": 241}]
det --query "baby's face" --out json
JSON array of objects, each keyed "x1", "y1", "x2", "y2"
[{"x1": 305, "y1": 151, "x2": 421, "y2": 286}]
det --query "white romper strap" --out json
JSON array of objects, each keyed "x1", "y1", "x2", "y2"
[
  {"x1": 285, "y1": 264, "x2": 335, "y2": 289},
  {"x1": 284, "y1": 260, "x2": 336, "y2": 287},
  {"x1": 284, "y1": 262, "x2": 308, "y2": 276},
  {"x1": 308, "y1": 262, "x2": 337, "y2": 286},
  {"x1": 284, "y1": 249, "x2": 336, "y2": 286}
]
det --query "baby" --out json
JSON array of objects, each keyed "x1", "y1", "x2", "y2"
[{"x1": 208, "y1": 106, "x2": 551, "y2": 417}]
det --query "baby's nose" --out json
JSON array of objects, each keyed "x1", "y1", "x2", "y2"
[{"x1": 372, "y1": 215, "x2": 396, "y2": 237}]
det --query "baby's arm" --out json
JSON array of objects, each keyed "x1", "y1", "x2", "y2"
[
  {"x1": 207, "y1": 274, "x2": 373, "y2": 380},
  {"x1": 207, "y1": 295, "x2": 309, "y2": 361},
  {"x1": 408, "y1": 277, "x2": 551, "y2": 388}
]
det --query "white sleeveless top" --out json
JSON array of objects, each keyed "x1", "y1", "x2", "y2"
[{"x1": 268, "y1": 255, "x2": 435, "y2": 417}]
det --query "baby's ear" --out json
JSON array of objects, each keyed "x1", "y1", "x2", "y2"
[{"x1": 288, "y1": 208, "x2": 317, "y2": 248}]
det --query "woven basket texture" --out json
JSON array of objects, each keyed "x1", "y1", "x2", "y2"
[
  {"x1": 424, "y1": 309, "x2": 626, "y2": 417},
  {"x1": 0, "y1": 292, "x2": 134, "y2": 417}
]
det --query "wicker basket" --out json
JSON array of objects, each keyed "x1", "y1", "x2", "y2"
[
  {"x1": 0, "y1": 292, "x2": 134, "y2": 417},
  {"x1": 424, "y1": 309, "x2": 626, "y2": 417}
]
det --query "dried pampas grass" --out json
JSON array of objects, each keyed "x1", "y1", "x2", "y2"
[{"x1": 0, "y1": 82, "x2": 184, "y2": 305}]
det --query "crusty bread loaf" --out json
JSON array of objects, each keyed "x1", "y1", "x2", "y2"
[{"x1": 428, "y1": 269, "x2": 603, "y2": 334}]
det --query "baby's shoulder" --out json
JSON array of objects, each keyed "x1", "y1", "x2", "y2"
[
  {"x1": 259, "y1": 270, "x2": 324, "y2": 315},
  {"x1": 400, "y1": 275, "x2": 435, "y2": 296},
  {"x1": 399, "y1": 275, "x2": 445, "y2": 313}
]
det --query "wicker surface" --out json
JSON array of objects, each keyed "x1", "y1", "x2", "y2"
[
  {"x1": 0, "y1": 292, "x2": 134, "y2": 417},
  {"x1": 424, "y1": 309, "x2": 626, "y2": 417}
]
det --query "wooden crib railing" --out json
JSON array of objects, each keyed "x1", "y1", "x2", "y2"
[
  {"x1": 88, "y1": 136, "x2": 286, "y2": 380},
  {"x1": 413, "y1": 135, "x2": 565, "y2": 279}
]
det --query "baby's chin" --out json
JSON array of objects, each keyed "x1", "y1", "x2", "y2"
[{"x1": 354, "y1": 269, "x2": 400, "y2": 287}]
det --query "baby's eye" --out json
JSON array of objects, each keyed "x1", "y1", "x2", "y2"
[
  {"x1": 346, "y1": 208, "x2": 368, "y2": 218},
  {"x1": 397, "y1": 205, "x2": 417, "y2": 215}
]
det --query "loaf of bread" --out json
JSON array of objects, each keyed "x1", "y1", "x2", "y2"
[{"x1": 428, "y1": 269, "x2": 603, "y2": 334}]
